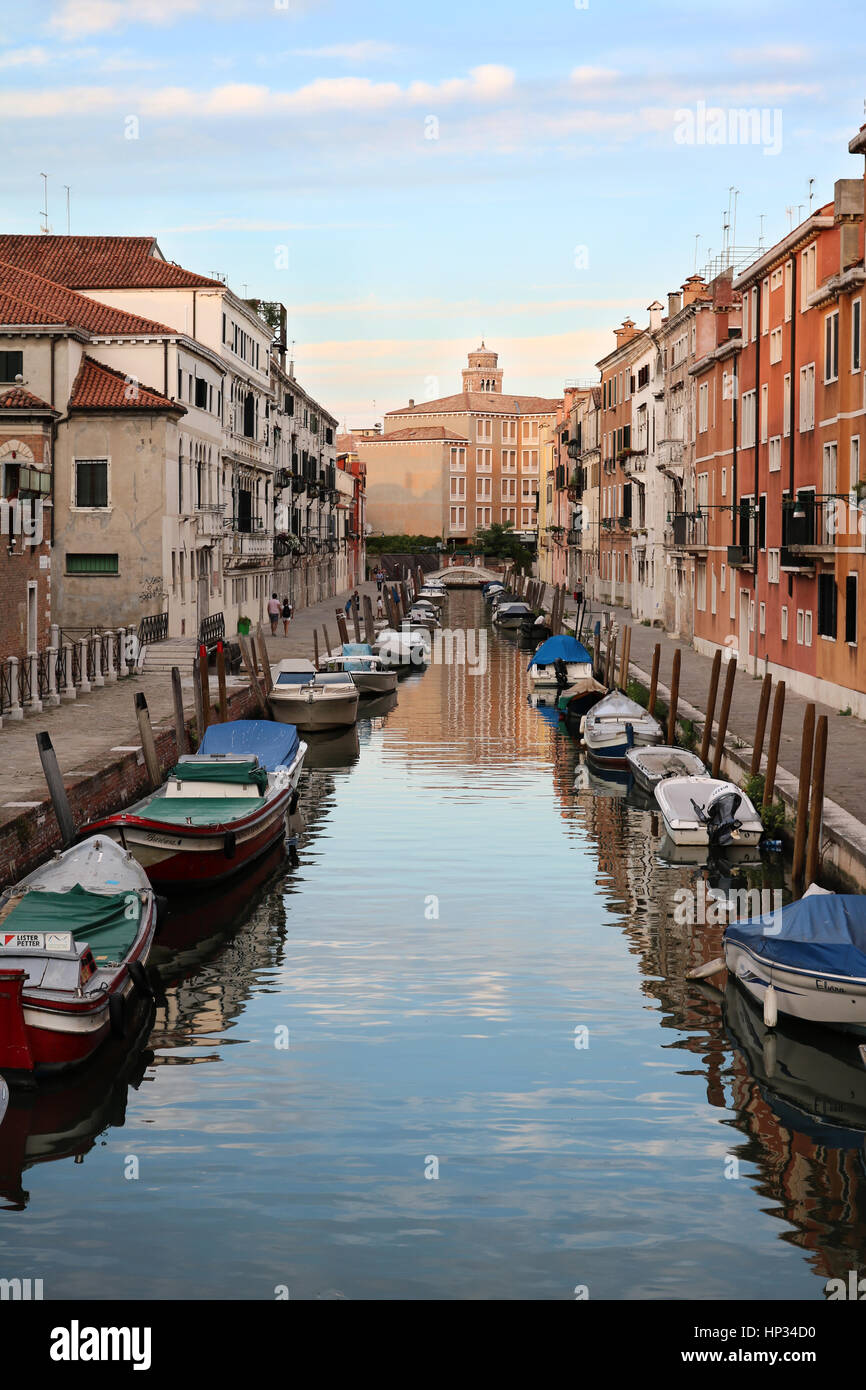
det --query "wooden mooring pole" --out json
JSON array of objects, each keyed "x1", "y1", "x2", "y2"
[
  {"x1": 791, "y1": 702, "x2": 816, "y2": 893},
  {"x1": 647, "y1": 643, "x2": 660, "y2": 716},
  {"x1": 667, "y1": 648, "x2": 680, "y2": 745},
  {"x1": 363, "y1": 594, "x2": 376, "y2": 645},
  {"x1": 699, "y1": 649, "x2": 722, "y2": 766},
  {"x1": 710, "y1": 658, "x2": 737, "y2": 778},
  {"x1": 750, "y1": 673, "x2": 772, "y2": 777},
  {"x1": 171, "y1": 666, "x2": 188, "y2": 757},
  {"x1": 36, "y1": 731, "x2": 75, "y2": 847},
  {"x1": 763, "y1": 681, "x2": 786, "y2": 809},
  {"x1": 197, "y1": 644, "x2": 211, "y2": 734},
  {"x1": 619, "y1": 626, "x2": 631, "y2": 693},
  {"x1": 804, "y1": 715, "x2": 828, "y2": 888},
  {"x1": 216, "y1": 641, "x2": 228, "y2": 721},
  {"x1": 135, "y1": 692, "x2": 161, "y2": 791}
]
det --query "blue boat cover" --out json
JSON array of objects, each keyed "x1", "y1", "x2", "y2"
[
  {"x1": 341, "y1": 641, "x2": 373, "y2": 673},
  {"x1": 528, "y1": 635, "x2": 592, "y2": 671},
  {"x1": 726, "y1": 894, "x2": 866, "y2": 980},
  {"x1": 198, "y1": 718, "x2": 300, "y2": 770}
]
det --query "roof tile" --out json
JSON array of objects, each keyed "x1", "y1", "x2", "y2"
[
  {"x1": 0, "y1": 236, "x2": 223, "y2": 290},
  {"x1": 68, "y1": 356, "x2": 184, "y2": 413},
  {"x1": 0, "y1": 261, "x2": 175, "y2": 337}
]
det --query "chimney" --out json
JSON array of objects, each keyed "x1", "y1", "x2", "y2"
[
  {"x1": 613, "y1": 317, "x2": 638, "y2": 346},
  {"x1": 647, "y1": 300, "x2": 663, "y2": 332},
  {"x1": 834, "y1": 178, "x2": 864, "y2": 272},
  {"x1": 668, "y1": 291, "x2": 682, "y2": 317},
  {"x1": 681, "y1": 274, "x2": 707, "y2": 306},
  {"x1": 408, "y1": 398, "x2": 415, "y2": 407}
]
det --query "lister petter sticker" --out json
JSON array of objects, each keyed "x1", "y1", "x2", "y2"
[{"x1": 1, "y1": 931, "x2": 73, "y2": 951}]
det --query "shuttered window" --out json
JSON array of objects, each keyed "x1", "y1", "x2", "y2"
[
  {"x1": 846, "y1": 574, "x2": 858, "y2": 644},
  {"x1": 817, "y1": 573, "x2": 837, "y2": 638}
]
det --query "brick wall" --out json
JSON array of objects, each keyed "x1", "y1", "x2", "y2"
[{"x1": 0, "y1": 684, "x2": 259, "y2": 887}]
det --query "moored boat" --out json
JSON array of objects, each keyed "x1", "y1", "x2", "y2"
[
  {"x1": 373, "y1": 625, "x2": 432, "y2": 669},
  {"x1": 269, "y1": 659, "x2": 360, "y2": 731},
  {"x1": 654, "y1": 775, "x2": 763, "y2": 848},
  {"x1": 724, "y1": 890, "x2": 866, "y2": 1034},
  {"x1": 493, "y1": 601, "x2": 534, "y2": 630},
  {"x1": 528, "y1": 634, "x2": 595, "y2": 688},
  {"x1": 82, "y1": 749, "x2": 301, "y2": 888},
  {"x1": 320, "y1": 644, "x2": 398, "y2": 696},
  {"x1": 625, "y1": 745, "x2": 707, "y2": 793},
  {"x1": 0, "y1": 836, "x2": 158, "y2": 1081},
  {"x1": 582, "y1": 689, "x2": 663, "y2": 764}
]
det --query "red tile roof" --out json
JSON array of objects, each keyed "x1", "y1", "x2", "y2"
[
  {"x1": 386, "y1": 391, "x2": 561, "y2": 417},
  {"x1": 0, "y1": 386, "x2": 56, "y2": 412},
  {"x1": 68, "y1": 357, "x2": 184, "y2": 414},
  {"x1": 361, "y1": 425, "x2": 470, "y2": 443},
  {"x1": 0, "y1": 261, "x2": 175, "y2": 337},
  {"x1": 0, "y1": 236, "x2": 223, "y2": 290}
]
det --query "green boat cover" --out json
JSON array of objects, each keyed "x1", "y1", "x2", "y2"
[
  {"x1": 3, "y1": 884, "x2": 142, "y2": 964},
  {"x1": 168, "y1": 760, "x2": 267, "y2": 794},
  {"x1": 134, "y1": 796, "x2": 263, "y2": 827}
]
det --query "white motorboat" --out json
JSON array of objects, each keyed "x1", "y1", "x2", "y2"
[
  {"x1": 583, "y1": 689, "x2": 663, "y2": 764},
  {"x1": 494, "y1": 601, "x2": 534, "y2": 630},
  {"x1": 723, "y1": 888, "x2": 866, "y2": 1034},
  {"x1": 407, "y1": 604, "x2": 441, "y2": 630},
  {"x1": 625, "y1": 745, "x2": 707, "y2": 794},
  {"x1": 373, "y1": 625, "x2": 432, "y2": 670},
  {"x1": 654, "y1": 775, "x2": 763, "y2": 848},
  {"x1": 527, "y1": 634, "x2": 595, "y2": 689},
  {"x1": 419, "y1": 585, "x2": 447, "y2": 605},
  {"x1": 320, "y1": 644, "x2": 398, "y2": 696},
  {"x1": 269, "y1": 659, "x2": 360, "y2": 731}
]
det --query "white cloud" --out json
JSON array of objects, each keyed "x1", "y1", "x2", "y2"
[
  {"x1": 0, "y1": 46, "x2": 51, "y2": 69},
  {"x1": 570, "y1": 66, "x2": 620, "y2": 85},
  {"x1": 407, "y1": 64, "x2": 514, "y2": 105},
  {"x1": 727, "y1": 43, "x2": 811, "y2": 66},
  {"x1": 48, "y1": 0, "x2": 198, "y2": 37},
  {"x1": 293, "y1": 41, "x2": 398, "y2": 63}
]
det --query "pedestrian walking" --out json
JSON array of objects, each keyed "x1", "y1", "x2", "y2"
[
  {"x1": 281, "y1": 596, "x2": 293, "y2": 636},
  {"x1": 267, "y1": 592, "x2": 281, "y2": 636},
  {"x1": 376, "y1": 593, "x2": 385, "y2": 619}
]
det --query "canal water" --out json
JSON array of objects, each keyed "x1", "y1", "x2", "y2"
[{"x1": 1, "y1": 589, "x2": 864, "y2": 1300}]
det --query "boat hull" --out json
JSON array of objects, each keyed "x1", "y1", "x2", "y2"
[
  {"x1": 726, "y1": 938, "x2": 866, "y2": 1034},
  {"x1": 352, "y1": 670, "x2": 398, "y2": 696},
  {"x1": 268, "y1": 691, "x2": 359, "y2": 731},
  {"x1": 585, "y1": 730, "x2": 663, "y2": 767}
]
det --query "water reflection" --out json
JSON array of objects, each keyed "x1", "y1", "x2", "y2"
[{"x1": 0, "y1": 589, "x2": 862, "y2": 1299}]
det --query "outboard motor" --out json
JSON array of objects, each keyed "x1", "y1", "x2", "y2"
[
  {"x1": 553, "y1": 657, "x2": 569, "y2": 689},
  {"x1": 705, "y1": 790, "x2": 743, "y2": 846}
]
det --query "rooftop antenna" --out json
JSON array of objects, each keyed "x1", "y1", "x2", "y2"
[
  {"x1": 797, "y1": 204, "x2": 804, "y2": 224},
  {"x1": 693, "y1": 234, "x2": 701, "y2": 272},
  {"x1": 39, "y1": 173, "x2": 49, "y2": 233},
  {"x1": 808, "y1": 177, "x2": 815, "y2": 212},
  {"x1": 758, "y1": 213, "x2": 766, "y2": 250},
  {"x1": 785, "y1": 205, "x2": 794, "y2": 232},
  {"x1": 731, "y1": 188, "x2": 739, "y2": 259},
  {"x1": 63, "y1": 185, "x2": 71, "y2": 235}
]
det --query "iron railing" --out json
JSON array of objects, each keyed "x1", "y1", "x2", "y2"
[
  {"x1": 198, "y1": 613, "x2": 225, "y2": 648},
  {"x1": 139, "y1": 612, "x2": 169, "y2": 645}
]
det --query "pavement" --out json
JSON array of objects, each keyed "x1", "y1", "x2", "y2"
[{"x1": 0, "y1": 580, "x2": 380, "y2": 829}]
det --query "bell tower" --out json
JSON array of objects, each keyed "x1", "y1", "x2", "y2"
[{"x1": 462, "y1": 342, "x2": 502, "y2": 393}]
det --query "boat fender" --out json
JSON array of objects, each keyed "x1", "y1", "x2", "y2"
[
  {"x1": 127, "y1": 960, "x2": 153, "y2": 999},
  {"x1": 109, "y1": 991, "x2": 126, "y2": 1038},
  {"x1": 224, "y1": 830, "x2": 237, "y2": 860},
  {"x1": 288, "y1": 789, "x2": 299, "y2": 815},
  {"x1": 763, "y1": 983, "x2": 778, "y2": 1029}
]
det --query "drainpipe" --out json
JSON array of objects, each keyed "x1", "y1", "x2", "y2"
[
  {"x1": 754, "y1": 280, "x2": 762, "y2": 675},
  {"x1": 787, "y1": 253, "x2": 797, "y2": 602}
]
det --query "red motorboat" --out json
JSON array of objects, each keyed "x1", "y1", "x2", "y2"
[{"x1": 0, "y1": 836, "x2": 157, "y2": 1083}]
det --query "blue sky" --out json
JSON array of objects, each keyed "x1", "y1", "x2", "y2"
[{"x1": 1, "y1": 0, "x2": 865, "y2": 424}]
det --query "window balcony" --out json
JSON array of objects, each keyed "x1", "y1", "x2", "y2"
[{"x1": 727, "y1": 543, "x2": 756, "y2": 571}]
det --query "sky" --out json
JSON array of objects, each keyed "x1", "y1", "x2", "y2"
[{"x1": 1, "y1": 0, "x2": 865, "y2": 426}]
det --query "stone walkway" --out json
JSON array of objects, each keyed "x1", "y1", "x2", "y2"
[{"x1": 0, "y1": 581, "x2": 379, "y2": 830}]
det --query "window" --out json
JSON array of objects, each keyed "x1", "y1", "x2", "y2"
[
  {"x1": 768, "y1": 549, "x2": 780, "y2": 583},
  {"x1": 784, "y1": 260, "x2": 792, "y2": 321},
  {"x1": 751, "y1": 287, "x2": 758, "y2": 341},
  {"x1": 740, "y1": 390, "x2": 756, "y2": 447},
  {"x1": 502, "y1": 420, "x2": 517, "y2": 443},
  {"x1": 771, "y1": 266, "x2": 784, "y2": 292},
  {"x1": 521, "y1": 477, "x2": 538, "y2": 498},
  {"x1": 450, "y1": 476, "x2": 465, "y2": 499},
  {"x1": 721, "y1": 467, "x2": 727, "y2": 497},
  {"x1": 502, "y1": 449, "x2": 517, "y2": 472},
  {"x1": 696, "y1": 561, "x2": 706, "y2": 611},
  {"x1": 501, "y1": 477, "x2": 517, "y2": 500},
  {"x1": 243, "y1": 392, "x2": 255, "y2": 439},
  {"x1": 476, "y1": 507, "x2": 492, "y2": 527},
  {"x1": 476, "y1": 418, "x2": 492, "y2": 441},
  {"x1": 698, "y1": 382, "x2": 708, "y2": 433},
  {"x1": 0, "y1": 350, "x2": 23, "y2": 383},
  {"x1": 521, "y1": 450, "x2": 539, "y2": 473},
  {"x1": 194, "y1": 377, "x2": 208, "y2": 409},
  {"x1": 825, "y1": 310, "x2": 840, "y2": 383},
  {"x1": 799, "y1": 363, "x2": 815, "y2": 431},
  {"x1": 501, "y1": 507, "x2": 516, "y2": 525},
  {"x1": 851, "y1": 436, "x2": 861, "y2": 502},
  {"x1": 805, "y1": 610, "x2": 813, "y2": 646},
  {"x1": 796, "y1": 608, "x2": 804, "y2": 644},
  {"x1": 801, "y1": 243, "x2": 817, "y2": 309},
  {"x1": 769, "y1": 327, "x2": 783, "y2": 364},
  {"x1": 476, "y1": 448, "x2": 492, "y2": 472},
  {"x1": 846, "y1": 574, "x2": 858, "y2": 644},
  {"x1": 762, "y1": 279, "x2": 770, "y2": 335},
  {"x1": 450, "y1": 447, "x2": 466, "y2": 472},
  {"x1": 769, "y1": 436, "x2": 782, "y2": 473},
  {"x1": 449, "y1": 506, "x2": 466, "y2": 532},
  {"x1": 761, "y1": 383, "x2": 768, "y2": 443},
  {"x1": 759, "y1": 602, "x2": 766, "y2": 634},
  {"x1": 520, "y1": 507, "x2": 534, "y2": 527},
  {"x1": 817, "y1": 573, "x2": 837, "y2": 638},
  {"x1": 783, "y1": 373, "x2": 791, "y2": 436},
  {"x1": 66, "y1": 552, "x2": 118, "y2": 574},
  {"x1": 853, "y1": 299, "x2": 862, "y2": 373},
  {"x1": 521, "y1": 420, "x2": 539, "y2": 442},
  {"x1": 781, "y1": 605, "x2": 788, "y2": 640},
  {"x1": 74, "y1": 458, "x2": 108, "y2": 508},
  {"x1": 721, "y1": 562, "x2": 726, "y2": 592},
  {"x1": 742, "y1": 293, "x2": 749, "y2": 342},
  {"x1": 476, "y1": 477, "x2": 492, "y2": 500}
]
